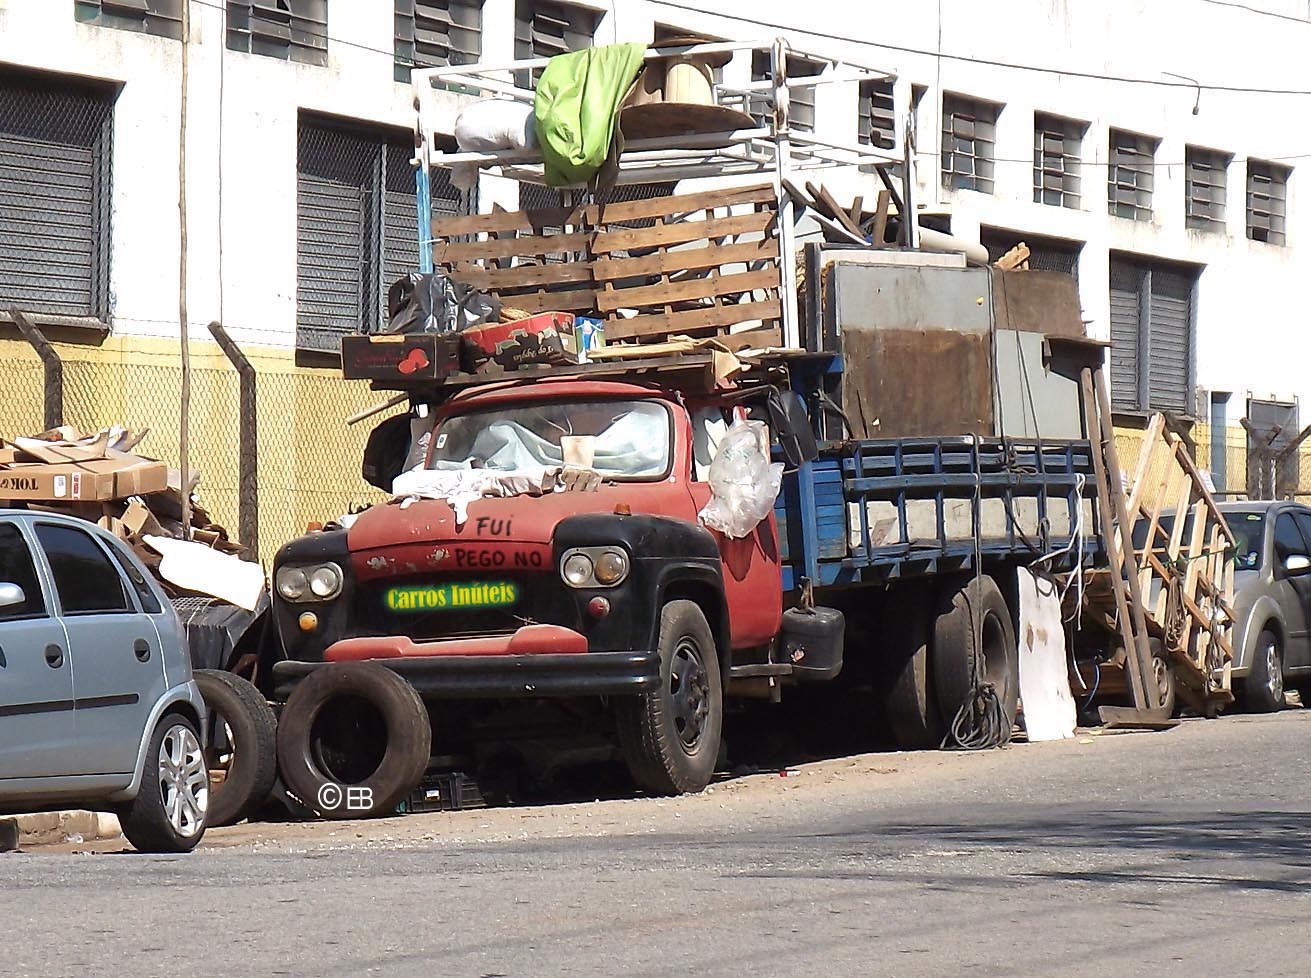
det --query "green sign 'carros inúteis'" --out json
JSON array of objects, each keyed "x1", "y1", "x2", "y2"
[{"x1": 385, "y1": 582, "x2": 518, "y2": 612}]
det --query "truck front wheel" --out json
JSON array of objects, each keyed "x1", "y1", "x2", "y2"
[{"x1": 616, "y1": 600, "x2": 723, "y2": 795}]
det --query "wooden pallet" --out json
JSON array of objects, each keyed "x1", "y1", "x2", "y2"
[
  {"x1": 1082, "y1": 413, "x2": 1237, "y2": 712},
  {"x1": 432, "y1": 183, "x2": 782, "y2": 346}
]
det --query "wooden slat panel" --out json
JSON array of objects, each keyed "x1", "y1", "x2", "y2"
[
  {"x1": 448, "y1": 259, "x2": 596, "y2": 290},
  {"x1": 605, "y1": 299, "x2": 781, "y2": 339},
  {"x1": 435, "y1": 231, "x2": 592, "y2": 261},
  {"x1": 591, "y1": 238, "x2": 779, "y2": 281},
  {"x1": 591, "y1": 182, "x2": 775, "y2": 223},
  {"x1": 591, "y1": 210, "x2": 776, "y2": 255},
  {"x1": 597, "y1": 267, "x2": 779, "y2": 313}
]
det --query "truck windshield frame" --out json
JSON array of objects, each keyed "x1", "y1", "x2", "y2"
[{"x1": 427, "y1": 397, "x2": 676, "y2": 482}]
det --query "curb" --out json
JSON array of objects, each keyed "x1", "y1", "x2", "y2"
[{"x1": 0, "y1": 811, "x2": 122, "y2": 851}]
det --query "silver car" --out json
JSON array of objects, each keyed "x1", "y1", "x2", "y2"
[
  {"x1": 0, "y1": 511, "x2": 208, "y2": 851},
  {"x1": 1220, "y1": 501, "x2": 1311, "y2": 712}
]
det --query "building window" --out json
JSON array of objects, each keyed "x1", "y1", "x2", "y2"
[
  {"x1": 296, "y1": 115, "x2": 463, "y2": 353},
  {"x1": 941, "y1": 94, "x2": 998, "y2": 194},
  {"x1": 1247, "y1": 159, "x2": 1290, "y2": 245},
  {"x1": 1033, "y1": 113, "x2": 1084, "y2": 208},
  {"x1": 981, "y1": 229, "x2": 1082, "y2": 282},
  {"x1": 751, "y1": 51, "x2": 821, "y2": 134},
  {"x1": 74, "y1": 0, "x2": 183, "y2": 39},
  {"x1": 0, "y1": 68, "x2": 115, "y2": 321},
  {"x1": 1109, "y1": 255, "x2": 1198, "y2": 414},
  {"x1": 394, "y1": 0, "x2": 483, "y2": 83},
  {"x1": 227, "y1": 0, "x2": 327, "y2": 66},
  {"x1": 1107, "y1": 129, "x2": 1157, "y2": 221},
  {"x1": 514, "y1": 0, "x2": 600, "y2": 85},
  {"x1": 1185, "y1": 146, "x2": 1230, "y2": 233},
  {"x1": 858, "y1": 78, "x2": 895, "y2": 150}
]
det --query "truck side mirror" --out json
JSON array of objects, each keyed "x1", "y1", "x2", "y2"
[
  {"x1": 0, "y1": 582, "x2": 26, "y2": 609},
  {"x1": 767, "y1": 388, "x2": 819, "y2": 468}
]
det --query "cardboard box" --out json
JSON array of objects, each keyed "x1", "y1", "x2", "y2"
[
  {"x1": 461, "y1": 313, "x2": 573, "y2": 374},
  {"x1": 341, "y1": 333, "x2": 462, "y2": 382},
  {"x1": 108, "y1": 458, "x2": 169, "y2": 497},
  {"x1": 0, "y1": 456, "x2": 168, "y2": 502}
]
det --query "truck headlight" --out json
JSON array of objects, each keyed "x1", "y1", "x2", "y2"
[
  {"x1": 560, "y1": 547, "x2": 629, "y2": 588},
  {"x1": 277, "y1": 563, "x2": 343, "y2": 603}
]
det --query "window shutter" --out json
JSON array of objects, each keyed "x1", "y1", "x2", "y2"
[
  {"x1": 1147, "y1": 267, "x2": 1192, "y2": 413},
  {"x1": 1108, "y1": 260, "x2": 1143, "y2": 411},
  {"x1": 0, "y1": 73, "x2": 114, "y2": 319}
]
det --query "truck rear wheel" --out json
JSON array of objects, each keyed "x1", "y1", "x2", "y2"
[
  {"x1": 932, "y1": 574, "x2": 1018, "y2": 726},
  {"x1": 616, "y1": 600, "x2": 723, "y2": 795},
  {"x1": 276, "y1": 663, "x2": 431, "y2": 819},
  {"x1": 882, "y1": 586, "x2": 945, "y2": 749}
]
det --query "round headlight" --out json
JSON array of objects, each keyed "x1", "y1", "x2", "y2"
[
  {"x1": 593, "y1": 550, "x2": 629, "y2": 586},
  {"x1": 309, "y1": 564, "x2": 343, "y2": 599},
  {"x1": 277, "y1": 567, "x2": 308, "y2": 601},
  {"x1": 562, "y1": 552, "x2": 594, "y2": 587}
]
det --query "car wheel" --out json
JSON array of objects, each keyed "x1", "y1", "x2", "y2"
[
  {"x1": 195, "y1": 670, "x2": 278, "y2": 827},
  {"x1": 276, "y1": 663, "x2": 431, "y2": 819},
  {"x1": 117, "y1": 713, "x2": 208, "y2": 853},
  {"x1": 1241, "y1": 628, "x2": 1285, "y2": 713},
  {"x1": 615, "y1": 600, "x2": 723, "y2": 796}
]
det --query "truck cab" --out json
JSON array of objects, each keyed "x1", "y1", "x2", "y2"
[{"x1": 272, "y1": 377, "x2": 784, "y2": 797}]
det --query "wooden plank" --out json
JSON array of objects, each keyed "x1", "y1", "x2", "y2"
[
  {"x1": 995, "y1": 243, "x2": 1031, "y2": 271},
  {"x1": 592, "y1": 182, "x2": 775, "y2": 223},
  {"x1": 871, "y1": 189, "x2": 890, "y2": 247},
  {"x1": 435, "y1": 204, "x2": 585, "y2": 237},
  {"x1": 591, "y1": 238, "x2": 779, "y2": 281},
  {"x1": 1124, "y1": 413, "x2": 1167, "y2": 518},
  {"x1": 435, "y1": 232, "x2": 593, "y2": 262},
  {"x1": 604, "y1": 299, "x2": 782, "y2": 340},
  {"x1": 597, "y1": 267, "x2": 779, "y2": 313},
  {"x1": 482, "y1": 288, "x2": 599, "y2": 315},
  {"x1": 815, "y1": 184, "x2": 865, "y2": 239},
  {"x1": 590, "y1": 210, "x2": 776, "y2": 255},
  {"x1": 448, "y1": 260, "x2": 596, "y2": 291}
]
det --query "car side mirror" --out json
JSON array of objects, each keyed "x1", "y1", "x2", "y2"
[
  {"x1": 1285, "y1": 554, "x2": 1311, "y2": 576},
  {"x1": 0, "y1": 582, "x2": 26, "y2": 608}
]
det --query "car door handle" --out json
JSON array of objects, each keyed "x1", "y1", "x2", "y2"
[
  {"x1": 134, "y1": 639, "x2": 151, "y2": 663},
  {"x1": 45, "y1": 644, "x2": 64, "y2": 669}
]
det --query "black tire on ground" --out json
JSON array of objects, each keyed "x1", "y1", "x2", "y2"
[
  {"x1": 931, "y1": 574, "x2": 1018, "y2": 727},
  {"x1": 117, "y1": 713, "x2": 207, "y2": 853},
  {"x1": 1148, "y1": 638, "x2": 1177, "y2": 717},
  {"x1": 195, "y1": 669, "x2": 278, "y2": 827},
  {"x1": 883, "y1": 586, "x2": 945, "y2": 750},
  {"x1": 1240, "y1": 628, "x2": 1285, "y2": 714},
  {"x1": 275, "y1": 663, "x2": 431, "y2": 819},
  {"x1": 616, "y1": 599, "x2": 723, "y2": 796}
]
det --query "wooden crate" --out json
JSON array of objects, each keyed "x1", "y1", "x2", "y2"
[{"x1": 431, "y1": 183, "x2": 782, "y2": 346}]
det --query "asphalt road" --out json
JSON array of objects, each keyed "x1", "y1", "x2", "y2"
[{"x1": 5, "y1": 711, "x2": 1310, "y2": 978}]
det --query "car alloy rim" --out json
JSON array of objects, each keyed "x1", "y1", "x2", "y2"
[
  {"x1": 1267, "y1": 641, "x2": 1284, "y2": 702},
  {"x1": 159, "y1": 723, "x2": 208, "y2": 838},
  {"x1": 669, "y1": 638, "x2": 710, "y2": 753}
]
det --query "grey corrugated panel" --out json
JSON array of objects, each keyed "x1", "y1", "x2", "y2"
[
  {"x1": 1148, "y1": 267, "x2": 1193, "y2": 413},
  {"x1": 1108, "y1": 259, "x2": 1142, "y2": 410}
]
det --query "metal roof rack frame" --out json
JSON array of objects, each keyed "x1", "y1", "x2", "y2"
[{"x1": 411, "y1": 38, "x2": 906, "y2": 348}]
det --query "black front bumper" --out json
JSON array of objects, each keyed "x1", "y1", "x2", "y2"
[{"x1": 271, "y1": 650, "x2": 661, "y2": 702}]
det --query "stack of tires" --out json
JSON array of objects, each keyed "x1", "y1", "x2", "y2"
[{"x1": 880, "y1": 573, "x2": 1020, "y2": 749}]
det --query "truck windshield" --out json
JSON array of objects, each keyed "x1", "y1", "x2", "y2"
[{"x1": 428, "y1": 399, "x2": 672, "y2": 480}]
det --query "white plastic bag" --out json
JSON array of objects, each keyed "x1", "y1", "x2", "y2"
[
  {"x1": 452, "y1": 99, "x2": 538, "y2": 190},
  {"x1": 698, "y1": 419, "x2": 784, "y2": 539}
]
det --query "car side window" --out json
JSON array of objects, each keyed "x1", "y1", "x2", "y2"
[
  {"x1": 1272, "y1": 513, "x2": 1308, "y2": 566},
  {"x1": 1294, "y1": 513, "x2": 1311, "y2": 562},
  {"x1": 34, "y1": 523, "x2": 131, "y2": 615},
  {"x1": 0, "y1": 522, "x2": 47, "y2": 620},
  {"x1": 103, "y1": 538, "x2": 163, "y2": 614}
]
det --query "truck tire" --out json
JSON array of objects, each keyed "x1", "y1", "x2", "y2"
[
  {"x1": 116, "y1": 712, "x2": 207, "y2": 853},
  {"x1": 616, "y1": 600, "x2": 723, "y2": 795},
  {"x1": 276, "y1": 663, "x2": 431, "y2": 819},
  {"x1": 883, "y1": 587, "x2": 945, "y2": 749},
  {"x1": 195, "y1": 670, "x2": 278, "y2": 827},
  {"x1": 932, "y1": 574, "x2": 1018, "y2": 726}
]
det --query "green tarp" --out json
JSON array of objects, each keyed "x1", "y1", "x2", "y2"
[{"x1": 534, "y1": 42, "x2": 646, "y2": 187}]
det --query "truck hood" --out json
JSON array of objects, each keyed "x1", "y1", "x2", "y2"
[{"x1": 347, "y1": 486, "x2": 657, "y2": 552}]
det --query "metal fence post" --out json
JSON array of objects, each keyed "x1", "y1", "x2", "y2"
[
  {"x1": 207, "y1": 321, "x2": 258, "y2": 559},
  {"x1": 10, "y1": 308, "x2": 63, "y2": 430}
]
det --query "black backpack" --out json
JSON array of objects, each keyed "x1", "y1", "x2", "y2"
[{"x1": 361, "y1": 413, "x2": 413, "y2": 492}]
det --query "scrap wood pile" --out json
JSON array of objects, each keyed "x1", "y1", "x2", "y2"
[
  {"x1": 1073, "y1": 413, "x2": 1237, "y2": 714},
  {"x1": 0, "y1": 425, "x2": 265, "y2": 613}
]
